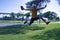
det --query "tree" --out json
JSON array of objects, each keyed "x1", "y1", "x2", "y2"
[
  {"x1": 16, "y1": 13, "x2": 21, "y2": 18},
  {"x1": 3, "y1": 16, "x2": 11, "y2": 20},
  {"x1": 24, "y1": 12, "x2": 30, "y2": 20},
  {"x1": 43, "y1": 11, "x2": 57, "y2": 20},
  {"x1": 56, "y1": 17, "x2": 60, "y2": 21},
  {"x1": 10, "y1": 12, "x2": 15, "y2": 20},
  {"x1": 26, "y1": 0, "x2": 50, "y2": 8},
  {"x1": 25, "y1": 12, "x2": 30, "y2": 17},
  {"x1": 26, "y1": 0, "x2": 60, "y2": 9}
]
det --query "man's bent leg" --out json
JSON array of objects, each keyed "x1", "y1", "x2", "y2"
[
  {"x1": 41, "y1": 17, "x2": 50, "y2": 25},
  {"x1": 35, "y1": 16, "x2": 40, "y2": 20}
]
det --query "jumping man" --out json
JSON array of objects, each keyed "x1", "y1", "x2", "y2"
[{"x1": 20, "y1": 4, "x2": 50, "y2": 25}]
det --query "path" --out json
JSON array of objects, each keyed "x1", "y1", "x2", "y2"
[{"x1": 0, "y1": 23, "x2": 27, "y2": 27}]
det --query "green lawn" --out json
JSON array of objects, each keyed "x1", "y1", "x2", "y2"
[
  {"x1": 0, "y1": 20, "x2": 60, "y2": 24},
  {"x1": 0, "y1": 20, "x2": 24, "y2": 24},
  {"x1": 0, "y1": 21, "x2": 60, "y2": 40}
]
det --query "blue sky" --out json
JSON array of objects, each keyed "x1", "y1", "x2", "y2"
[
  {"x1": 0, "y1": 0, "x2": 30, "y2": 13},
  {"x1": 43, "y1": 0, "x2": 60, "y2": 17},
  {"x1": 0, "y1": 0, "x2": 60, "y2": 17}
]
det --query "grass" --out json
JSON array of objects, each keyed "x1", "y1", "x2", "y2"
[
  {"x1": 0, "y1": 20, "x2": 60, "y2": 40},
  {"x1": 0, "y1": 20, "x2": 60, "y2": 24},
  {"x1": 0, "y1": 20, "x2": 24, "y2": 24}
]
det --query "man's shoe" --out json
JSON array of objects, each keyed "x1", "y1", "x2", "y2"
[
  {"x1": 46, "y1": 21, "x2": 50, "y2": 25},
  {"x1": 24, "y1": 21, "x2": 27, "y2": 24},
  {"x1": 27, "y1": 23, "x2": 32, "y2": 25}
]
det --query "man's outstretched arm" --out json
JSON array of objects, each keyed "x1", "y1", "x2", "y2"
[
  {"x1": 20, "y1": 6, "x2": 31, "y2": 10},
  {"x1": 37, "y1": 5, "x2": 47, "y2": 10}
]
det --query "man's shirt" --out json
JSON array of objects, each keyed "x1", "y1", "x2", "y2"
[{"x1": 31, "y1": 8, "x2": 38, "y2": 18}]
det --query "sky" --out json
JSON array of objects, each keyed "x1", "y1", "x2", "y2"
[
  {"x1": 0, "y1": 0, "x2": 31, "y2": 13},
  {"x1": 0, "y1": 0, "x2": 60, "y2": 17}
]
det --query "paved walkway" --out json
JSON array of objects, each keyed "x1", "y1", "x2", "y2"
[{"x1": 0, "y1": 23, "x2": 27, "y2": 27}]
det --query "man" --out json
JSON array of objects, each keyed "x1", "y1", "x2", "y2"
[{"x1": 21, "y1": 4, "x2": 50, "y2": 25}]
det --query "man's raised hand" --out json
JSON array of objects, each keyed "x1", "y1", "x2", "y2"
[{"x1": 20, "y1": 6, "x2": 24, "y2": 10}]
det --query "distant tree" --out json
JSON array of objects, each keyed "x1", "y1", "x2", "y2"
[
  {"x1": 25, "y1": 12, "x2": 30, "y2": 17},
  {"x1": 24, "y1": 12, "x2": 30, "y2": 21},
  {"x1": 43, "y1": 11, "x2": 57, "y2": 20},
  {"x1": 3, "y1": 16, "x2": 11, "y2": 20},
  {"x1": 3, "y1": 16, "x2": 7, "y2": 20},
  {"x1": 10, "y1": 12, "x2": 15, "y2": 19},
  {"x1": 16, "y1": 13, "x2": 21, "y2": 18}
]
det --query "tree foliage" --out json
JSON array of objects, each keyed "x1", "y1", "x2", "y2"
[
  {"x1": 10, "y1": 12, "x2": 15, "y2": 19},
  {"x1": 25, "y1": 12, "x2": 30, "y2": 17},
  {"x1": 16, "y1": 13, "x2": 21, "y2": 18},
  {"x1": 43, "y1": 11, "x2": 57, "y2": 20},
  {"x1": 26, "y1": 0, "x2": 50, "y2": 8}
]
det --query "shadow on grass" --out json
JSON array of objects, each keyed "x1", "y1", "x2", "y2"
[
  {"x1": 0, "y1": 25, "x2": 45, "y2": 35},
  {"x1": 32, "y1": 28, "x2": 60, "y2": 40}
]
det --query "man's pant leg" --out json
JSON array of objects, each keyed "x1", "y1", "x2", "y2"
[
  {"x1": 29, "y1": 18, "x2": 34, "y2": 25},
  {"x1": 35, "y1": 16, "x2": 40, "y2": 20}
]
